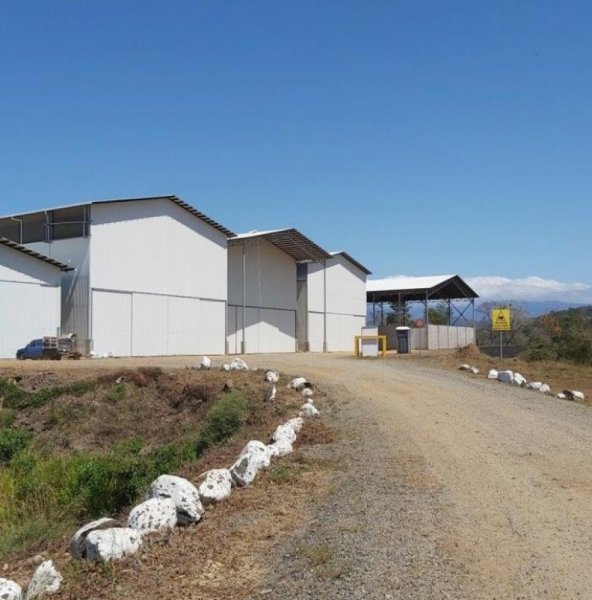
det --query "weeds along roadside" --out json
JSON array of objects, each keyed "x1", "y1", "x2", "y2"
[{"x1": 0, "y1": 368, "x2": 266, "y2": 559}]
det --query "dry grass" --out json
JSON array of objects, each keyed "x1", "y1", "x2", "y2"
[
  {"x1": 408, "y1": 347, "x2": 592, "y2": 404},
  {"x1": 0, "y1": 362, "x2": 337, "y2": 599}
]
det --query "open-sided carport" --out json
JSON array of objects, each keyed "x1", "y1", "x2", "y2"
[{"x1": 366, "y1": 274, "x2": 479, "y2": 350}]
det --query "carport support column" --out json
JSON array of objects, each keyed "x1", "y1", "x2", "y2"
[
  {"x1": 323, "y1": 260, "x2": 328, "y2": 352},
  {"x1": 241, "y1": 241, "x2": 247, "y2": 355}
]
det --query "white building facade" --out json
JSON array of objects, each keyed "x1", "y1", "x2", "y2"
[
  {"x1": 227, "y1": 231, "x2": 369, "y2": 354},
  {"x1": 0, "y1": 239, "x2": 67, "y2": 358},
  {"x1": 0, "y1": 196, "x2": 231, "y2": 357},
  {"x1": 305, "y1": 252, "x2": 370, "y2": 352}
]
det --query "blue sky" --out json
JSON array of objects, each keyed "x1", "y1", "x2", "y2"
[{"x1": 1, "y1": 1, "x2": 590, "y2": 301}]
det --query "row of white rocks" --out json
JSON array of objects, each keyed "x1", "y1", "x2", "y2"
[
  {"x1": 66, "y1": 372, "x2": 320, "y2": 564},
  {"x1": 0, "y1": 368, "x2": 320, "y2": 597},
  {"x1": 463, "y1": 366, "x2": 586, "y2": 400},
  {"x1": 0, "y1": 560, "x2": 62, "y2": 600}
]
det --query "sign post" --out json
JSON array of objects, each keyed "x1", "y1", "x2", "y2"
[{"x1": 491, "y1": 308, "x2": 511, "y2": 359}]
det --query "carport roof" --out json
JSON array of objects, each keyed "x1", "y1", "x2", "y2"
[
  {"x1": 229, "y1": 228, "x2": 332, "y2": 262},
  {"x1": 366, "y1": 274, "x2": 478, "y2": 302},
  {"x1": 0, "y1": 237, "x2": 73, "y2": 271}
]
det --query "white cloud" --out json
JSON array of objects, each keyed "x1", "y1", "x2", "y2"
[{"x1": 466, "y1": 276, "x2": 592, "y2": 303}]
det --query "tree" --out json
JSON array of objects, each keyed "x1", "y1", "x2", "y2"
[
  {"x1": 386, "y1": 301, "x2": 412, "y2": 326},
  {"x1": 428, "y1": 301, "x2": 451, "y2": 325}
]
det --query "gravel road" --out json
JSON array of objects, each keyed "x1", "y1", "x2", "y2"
[
  {"x1": 3, "y1": 353, "x2": 592, "y2": 598},
  {"x1": 241, "y1": 353, "x2": 592, "y2": 599}
]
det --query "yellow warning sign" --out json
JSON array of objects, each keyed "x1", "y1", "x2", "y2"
[{"x1": 492, "y1": 308, "x2": 511, "y2": 331}]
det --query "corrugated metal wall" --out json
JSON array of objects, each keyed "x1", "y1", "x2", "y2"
[{"x1": 26, "y1": 237, "x2": 91, "y2": 353}]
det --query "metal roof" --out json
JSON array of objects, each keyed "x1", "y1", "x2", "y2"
[
  {"x1": 0, "y1": 195, "x2": 235, "y2": 237},
  {"x1": 0, "y1": 237, "x2": 73, "y2": 271},
  {"x1": 330, "y1": 251, "x2": 372, "y2": 275},
  {"x1": 367, "y1": 274, "x2": 478, "y2": 302},
  {"x1": 229, "y1": 228, "x2": 332, "y2": 262}
]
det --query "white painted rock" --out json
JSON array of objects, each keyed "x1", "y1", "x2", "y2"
[
  {"x1": 128, "y1": 497, "x2": 177, "y2": 534},
  {"x1": 25, "y1": 560, "x2": 62, "y2": 599},
  {"x1": 288, "y1": 376, "x2": 307, "y2": 389},
  {"x1": 557, "y1": 393, "x2": 567, "y2": 400},
  {"x1": 300, "y1": 402, "x2": 320, "y2": 418},
  {"x1": 70, "y1": 517, "x2": 120, "y2": 559},
  {"x1": 572, "y1": 390, "x2": 585, "y2": 400},
  {"x1": 222, "y1": 364, "x2": 231, "y2": 371},
  {"x1": 527, "y1": 381, "x2": 543, "y2": 390},
  {"x1": 539, "y1": 384, "x2": 551, "y2": 394},
  {"x1": 272, "y1": 423, "x2": 297, "y2": 444},
  {"x1": 487, "y1": 369, "x2": 499, "y2": 380},
  {"x1": 458, "y1": 364, "x2": 471, "y2": 371},
  {"x1": 265, "y1": 371, "x2": 279, "y2": 383},
  {"x1": 200, "y1": 356, "x2": 211, "y2": 369},
  {"x1": 0, "y1": 579, "x2": 22, "y2": 600},
  {"x1": 470, "y1": 367, "x2": 480, "y2": 374},
  {"x1": 513, "y1": 373, "x2": 527, "y2": 386},
  {"x1": 146, "y1": 474, "x2": 203, "y2": 525},
  {"x1": 85, "y1": 528, "x2": 142, "y2": 562},
  {"x1": 198, "y1": 469, "x2": 232, "y2": 504},
  {"x1": 268, "y1": 438, "x2": 293, "y2": 457},
  {"x1": 230, "y1": 441, "x2": 271, "y2": 487},
  {"x1": 230, "y1": 358, "x2": 249, "y2": 371},
  {"x1": 301, "y1": 388, "x2": 314, "y2": 397},
  {"x1": 497, "y1": 370, "x2": 514, "y2": 384},
  {"x1": 286, "y1": 416, "x2": 304, "y2": 433}
]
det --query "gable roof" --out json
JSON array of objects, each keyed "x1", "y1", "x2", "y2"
[
  {"x1": 367, "y1": 274, "x2": 478, "y2": 302},
  {"x1": 330, "y1": 251, "x2": 372, "y2": 275},
  {"x1": 230, "y1": 228, "x2": 332, "y2": 262},
  {"x1": 0, "y1": 195, "x2": 235, "y2": 237},
  {"x1": 0, "y1": 238, "x2": 73, "y2": 271}
]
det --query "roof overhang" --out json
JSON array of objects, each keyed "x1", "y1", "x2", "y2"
[
  {"x1": 0, "y1": 237, "x2": 73, "y2": 271},
  {"x1": 229, "y1": 228, "x2": 331, "y2": 262},
  {"x1": 366, "y1": 274, "x2": 479, "y2": 302}
]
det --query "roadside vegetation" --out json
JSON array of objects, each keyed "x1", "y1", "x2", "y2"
[{"x1": 0, "y1": 368, "x2": 259, "y2": 559}]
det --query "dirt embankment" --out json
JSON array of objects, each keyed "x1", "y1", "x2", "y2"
[{"x1": 0, "y1": 364, "x2": 336, "y2": 599}]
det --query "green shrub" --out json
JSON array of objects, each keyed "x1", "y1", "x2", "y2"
[
  {"x1": 195, "y1": 391, "x2": 249, "y2": 454},
  {"x1": 0, "y1": 378, "x2": 98, "y2": 410},
  {"x1": 0, "y1": 409, "x2": 16, "y2": 428},
  {"x1": 104, "y1": 384, "x2": 126, "y2": 404},
  {"x1": 0, "y1": 428, "x2": 32, "y2": 463},
  {"x1": 0, "y1": 379, "x2": 34, "y2": 409}
]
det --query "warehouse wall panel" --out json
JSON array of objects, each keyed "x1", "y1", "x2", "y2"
[
  {"x1": 91, "y1": 290, "x2": 132, "y2": 357},
  {"x1": 91, "y1": 200, "x2": 227, "y2": 302}
]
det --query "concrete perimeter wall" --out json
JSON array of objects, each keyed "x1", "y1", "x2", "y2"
[{"x1": 379, "y1": 325, "x2": 475, "y2": 351}]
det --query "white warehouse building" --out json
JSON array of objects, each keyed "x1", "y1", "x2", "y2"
[
  {"x1": 227, "y1": 229, "x2": 370, "y2": 354},
  {"x1": 0, "y1": 196, "x2": 233, "y2": 357},
  {"x1": 0, "y1": 197, "x2": 370, "y2": 358},
  {"x1": 0, "y1": 238, "x2": 70, "y2": 358}
]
